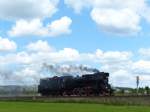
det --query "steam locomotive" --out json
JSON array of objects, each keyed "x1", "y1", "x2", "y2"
[{"x1": 38, "y1": 71, "x2": 112, "y2": 96}]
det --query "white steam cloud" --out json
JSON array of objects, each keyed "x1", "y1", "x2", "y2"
[{"x1": 43, "y1": 63, "x2": 100, "y2": 76}]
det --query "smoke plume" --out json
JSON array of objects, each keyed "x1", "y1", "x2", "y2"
[{"x1": 43, "y1": 63, "x2": 99, "y2": 76}]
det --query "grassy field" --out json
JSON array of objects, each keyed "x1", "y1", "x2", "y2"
[
  {"x1": 3, "y1": 96, "x2": 149, "y2": 106},
  {"x1": 0, "y1": 102, "x2": 149, "y2": 112}
]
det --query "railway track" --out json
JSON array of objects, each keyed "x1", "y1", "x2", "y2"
[
  {"x1": 0, "y1": 95, "x2": 150, "y2": 106},
  {"x1": 0, "y1": 95, "x2": 150, "y2": 100}
]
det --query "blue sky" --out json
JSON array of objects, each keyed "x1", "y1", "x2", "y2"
[
  {"x1": 4, "y1": 0, "x2": 150, "y2": 52},
  {"x1": 0, "y1": 0, "x2": 150, "y2": 87}
]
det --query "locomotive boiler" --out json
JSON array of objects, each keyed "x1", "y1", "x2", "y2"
[{"x1": 38, "y1": 71, "x2": 112, "y2": 96}]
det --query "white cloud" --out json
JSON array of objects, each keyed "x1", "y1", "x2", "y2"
[
  {"x1": 64, "y1": 0, "x2": 91, "y2": 13},
  {"x1": 8, "y1": 19, "x2": 46, "y2": 37},
  {"x1": 65, "y1": 0, "x2": 150, "y2": 35},
  {"x1": 0, "y1": 37, "x2": 17, "y2": 52},
  {"x1": 0, "y1": 0, "x2": 59, "y2": 20},
  {"x1": 26, "y1": 40, "x2": 54, "y2": 52},
  {"x1": 142, "y1": 5, "x2": 150, "y2": 23},
  {"x1": 9, "y1": 16, "x2": 72, "y2": 37},
  {"x1": 47, "y1": 16, "x2": 72, "y2": 36},
  {"x1": 139, "y1": 48, "x2": 150, "y2": 58},
  {"x1": 13, "y1": 67, "x2": 41, "y2": 85},
  {"x1": 110, "y1": 70, "x2": 135, "y2": 87},
  {"x1": 0, "y1": 41, "x2": 81, "y2": 65},
  {"x1": 0, "y1": 52, "x2": 31, "y2": 65},
  {"x1": 15, "y1": 52, "x2": 32, "y2": 64},
  {"x1": 65, "y1": 0, "x2": 147, "y2": 13},
  {"x1": 91, "y1": 8, "x2": 141, "y2": 35},
  {"x1": 49, "y1": 48, "x2": 80, "y2": 62},
  {"x1": 0, "y1": 44, "x2": 81, "y2": 85},
  {"x1": 1, "y1": 42, "x2": 150, "y2": 87},
  {"x1": 132, "y1": 60, "x2": 150, "y2": 75},
  {"x1": 95, "y1": 49, "x2": 132, "y2": 63}
]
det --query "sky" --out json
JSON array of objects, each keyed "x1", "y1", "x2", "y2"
[{"x1": 0, "y1": 0, "x2": 150, "y2": 87}]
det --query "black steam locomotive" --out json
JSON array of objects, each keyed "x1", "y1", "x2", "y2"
[{"x1": 38, "y1": 71, "x2": 112, "y2": 96}]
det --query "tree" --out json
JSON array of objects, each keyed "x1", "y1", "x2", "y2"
[{"x1": 145, "y1": 86, "x2": 149, "y2": 95}]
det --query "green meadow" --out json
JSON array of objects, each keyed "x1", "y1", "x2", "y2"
[{"x1": 0, "y1": 101, "x2": 149, "y2": 112}]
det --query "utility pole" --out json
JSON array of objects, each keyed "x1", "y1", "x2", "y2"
[{"x1": 136, "y1": 76, "x2": 139, "y2": 95}]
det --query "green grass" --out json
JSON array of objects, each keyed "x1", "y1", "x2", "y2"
[{"x1": 0, "y1": 102, "x2": 149, "y2": 112}]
